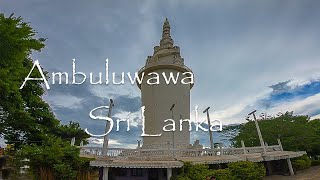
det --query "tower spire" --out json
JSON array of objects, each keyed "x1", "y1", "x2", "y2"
[{"x1": 160, "y1": 18, "x2": 174, "y2": 48}]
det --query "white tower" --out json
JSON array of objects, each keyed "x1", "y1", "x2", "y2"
[{"x1": 137, "y1": 19, "x2": 194, "y2": 149}]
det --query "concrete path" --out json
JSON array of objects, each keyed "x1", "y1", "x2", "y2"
[{"x1": 263, "y1": 166, "x2": 320, "y2": 180}]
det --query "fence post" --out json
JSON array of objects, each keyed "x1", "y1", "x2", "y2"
[{"x1": 241, "y1": 140, "x2": 246, "y2": 155}]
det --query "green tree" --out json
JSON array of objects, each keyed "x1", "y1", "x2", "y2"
[
  {"x1": 229, "y1": 112, "x2": 320, "y2": 158},
  {"x1": 0, "y1": 13, "x2": 58, "y2": 147},
  {"x1": 0, "y1": 13, "x2": 91, "y2": 179},
  {"x1": 0, "y1": 12, "x2": 90, "y2": 145},
  {"x1": 54, "y1": 121, "x2": 89, "y2": 146},
  {"x1": 307, "y1": 119, "x2": 320, "y2": 158},
  {"x1": 18, "y1": 135, "x2": 93, "y2": 180}
]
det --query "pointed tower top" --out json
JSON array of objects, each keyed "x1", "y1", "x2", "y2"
[
  {"x1": 164, "y1": 18, "x2": 169, "y2": 25},
  {"x1": 139, "y1": 18, "x2": 193, "y2": 90},
  {"x1": 160, "y1": 18, "x2": 174, "y2": 48}
]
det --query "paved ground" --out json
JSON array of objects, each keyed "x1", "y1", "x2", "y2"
[{"x1": 263, "y1": 166, "x2": 320, "y2": 180}]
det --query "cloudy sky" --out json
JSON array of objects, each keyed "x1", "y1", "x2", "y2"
[{"x1": 1, "y1": 0, "x2": 320, "y2": 148}]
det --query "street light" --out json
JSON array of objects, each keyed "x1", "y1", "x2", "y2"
[
  {"x1": 203, "y1": 107, "x2": 214, "y2": 150},
  {"x1": 248, "y1": 110, "x2": 266, "y2": 153},
  {"x1": 170, "y1": 104, "x2": 175, "y2": 157},
  {"x1": 103, "y1": 99, "x2": 114, "y2": 156}
]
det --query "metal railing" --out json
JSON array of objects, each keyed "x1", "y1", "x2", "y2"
[{"x1": 79, "y1": 145, "x2": 282, "y2": 159}]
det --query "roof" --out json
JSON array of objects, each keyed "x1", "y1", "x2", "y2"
[
  {"x1": 88, "y1": 151, "x2": 306, "y2": 168},
  {"x1": 90, "y1": 159, "x2": 183, "y2": 168}
]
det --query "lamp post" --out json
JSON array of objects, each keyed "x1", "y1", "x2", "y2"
[
  {"x1": 103, "y1": 99, "x2": 114, "y2": 156},
  {"x1": 100, "y1": 99, "x2": 114, "y2": 180},
  {"x1": 170, "y1": 104, "x2": 175, "y2": 157},
  {"x1": 203, "y1": 107, "x2": 214, "y2": 150},
  {"x1": 248, "y1": 110, "x2": 266, "y2": 153}
]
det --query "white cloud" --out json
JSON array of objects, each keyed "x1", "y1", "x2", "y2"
[
  {"x1": 44, "y1": 94, "x2": 83, "y2": 109},
  {"x1": 87, "y1": 137, "x2": 121, "y2": 146},
  {"x1": 311, "y1": 114, "x2": 320, "y2": 120},
  {"x1": 288, "y1": 75, "x2": 320, "y2": 88},
  {"x1": 113, "y1": 110, "x2": 142, "y2": 127},
  {"x1": 267, "y1": 93, "x2": 320, "y2": 117},
  {"x1": 3, "y1": 0, "x2": 320, "y2": 147},
  {"x1": 191, "y1": 89, "x2": 272, "y2": 125},
  {"x1": 87, "y1": 137, "x2": 136, "y2": 148},
  {"x1": 89, "y1": 83, "x2": 140, "y2": 99}
]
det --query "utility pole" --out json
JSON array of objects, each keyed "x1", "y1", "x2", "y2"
[
  {"x1": 103, "y1": 99, "x2": 114, "y2": 156},
  {"x1": 248, "y1": 110, "x2": 266, "y2": 153},
  {"x1": 203, "y1": 107, "x2": 214, "y2": 150},
  {"x1": 170, "y1": 104, "x2": 175, "y2": 157}
]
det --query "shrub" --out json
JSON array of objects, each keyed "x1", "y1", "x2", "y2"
[
  {"x1": 311, "y1": 160, "x2": 320, "y2": 166},
  {"x1": 1, "y1": 168, "x2": 10, "y2": 179},
  {"x1": 292, "y1": 155, "x2": 311, "y2": 171},
  {"x1": 172, "y1": 161, "x2": 265, "y2": 180},
  {"x1": 187, "y1": 164, "x2": 211, "y2": 179},
  {"x1": 209, "y1": 169, "x2": 235, "y2": 180},
  {"x1": 172, "y1": 165, "x2": 235, "y2": 180},
  {"x1": 171, "y1": 173, "x2": 191, "y2": 180},
  {"x1": 228, "y1": 161, "x2": 266, "y2": 180},
  {"x1": 171, "y1": 162, "x2": 209, "y2": 180}
]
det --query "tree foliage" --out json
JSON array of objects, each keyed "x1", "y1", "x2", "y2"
[
  {"x1": 171, "y1": 161, "x2": 265, "y2": 180},
  {"x1": 228, "y1": 161, "x2": 265, "y2": 180},
  {"x1": 54, "y1": 121, "x2": 89, "y2": 146},
  {"x1": 0, "y1": 13, "x2": 57, "y2": 147},
  {"x1": 171, "y1": 162, "x2": 214, "y2": 180},
  {"x1": 18, "y1": 135, "x2": 93, "y2": 180},
  {"x1": 0, "y1": 13, "x2": 90, "y2": 179},
  {"x1": 229, "y1": 112, "x2": 320, "y2": 158},
  {"x1": 292, "y1": 155, "x2": 311, "y2": 171}
]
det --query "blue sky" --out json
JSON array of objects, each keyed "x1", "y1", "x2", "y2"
[{"x1": 1, "y1": 0, "x2": 320, "y2": 147}]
